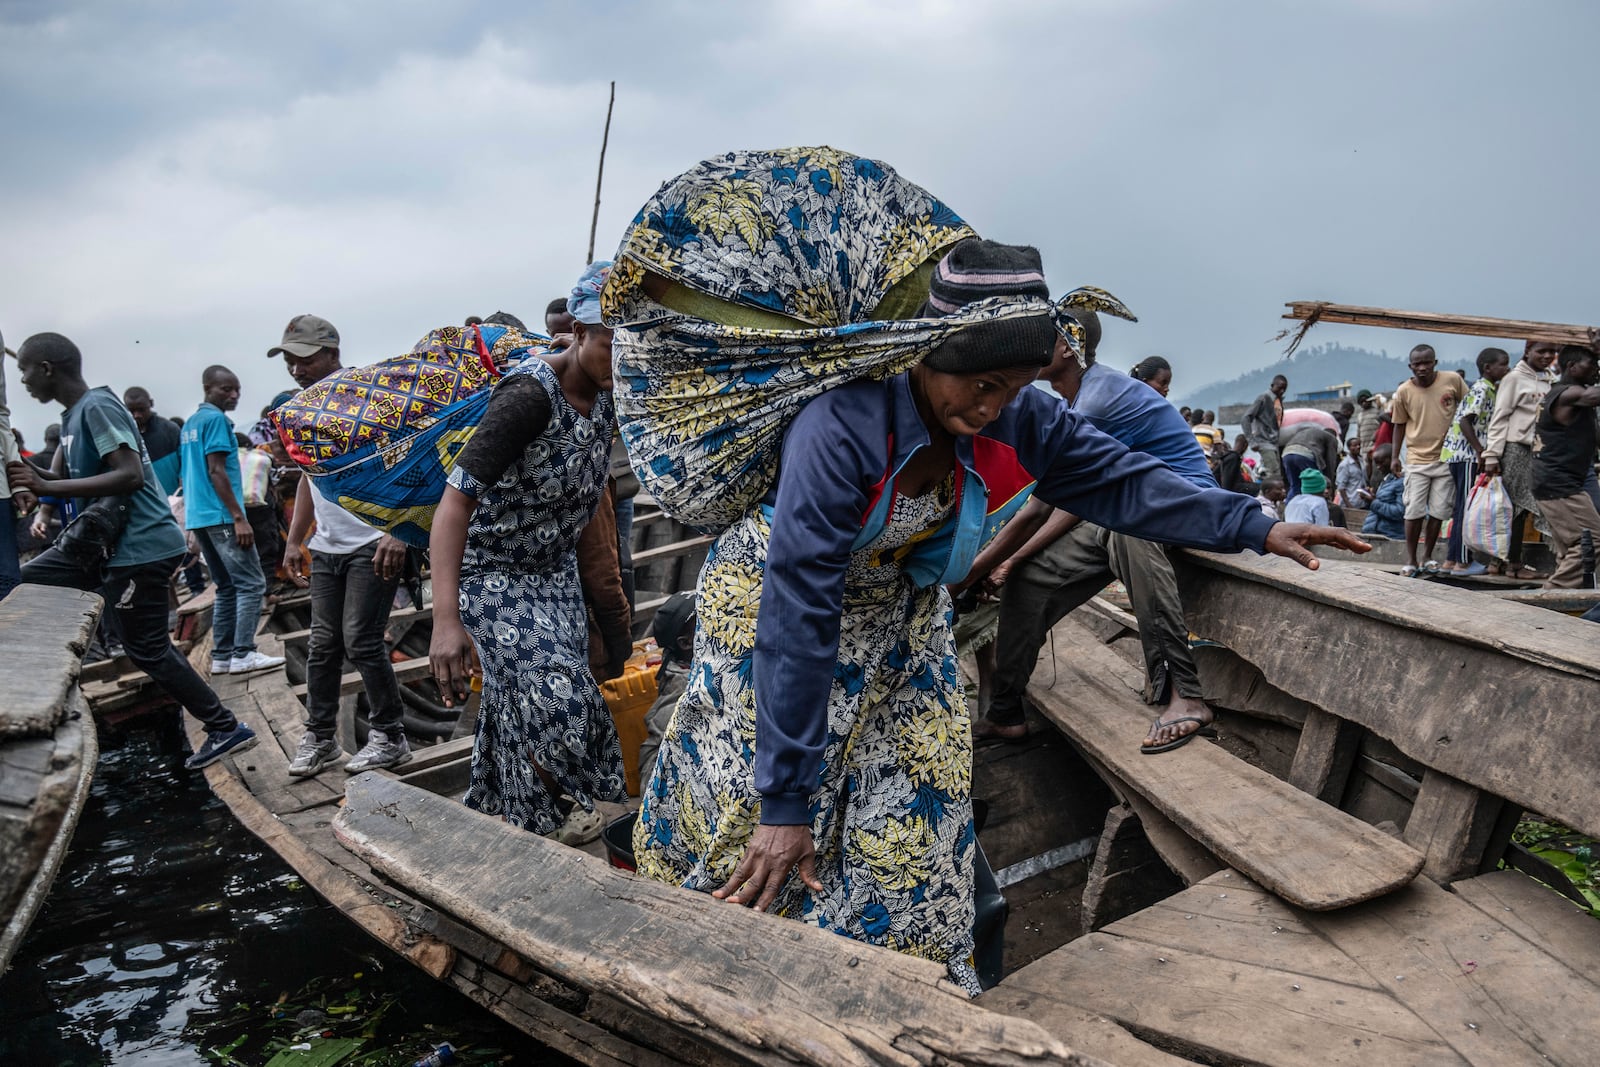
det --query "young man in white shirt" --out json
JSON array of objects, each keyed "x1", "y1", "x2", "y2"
[{"x1": 269, "y1": 316, "x2": 413, "y2": 776}]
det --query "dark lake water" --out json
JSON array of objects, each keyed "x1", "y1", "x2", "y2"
[{"x1": 0, "y1": 711, "x2": 564, "y2": 1066}]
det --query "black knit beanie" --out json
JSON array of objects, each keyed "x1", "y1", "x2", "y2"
[{"x1": 920, "y1": 239, "x2": 1057, "y2": 373}]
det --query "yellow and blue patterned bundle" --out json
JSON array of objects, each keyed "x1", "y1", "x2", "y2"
[
  {"x1": 603, "y1": 146, "x2": 1124, "y2": 532},
  {"x1": 272, "y1": 323, "x2": 544, "y2": 546}
]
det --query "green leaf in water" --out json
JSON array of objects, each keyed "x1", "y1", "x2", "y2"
[{"x1": 263, "y1": 1035, "x2": 366, "y2": 1067}]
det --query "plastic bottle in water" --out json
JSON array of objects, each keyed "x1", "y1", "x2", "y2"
[{"x1": 410, "y1": 1043, "x2": 456, "y2": 1067}]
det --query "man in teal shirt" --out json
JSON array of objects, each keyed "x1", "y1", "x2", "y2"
[
  {"x1": 181, "y1": 366, "x2": 284, "y2": 677},
  {"x1": 8, "y1": 333, "x2": 256, "y2": 769}
]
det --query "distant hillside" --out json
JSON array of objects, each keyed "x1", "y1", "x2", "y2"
[{"x1": 1176, "y1": 343, "x2": 1471, "y2": 412}]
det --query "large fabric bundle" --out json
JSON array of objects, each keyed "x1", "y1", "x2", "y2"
[
  {"x1": 273, "y1": 323, "x2": 544, "y2": 546},
  {"x1": 603, "y1": 145, "x2": 1131, "y2": 532}
]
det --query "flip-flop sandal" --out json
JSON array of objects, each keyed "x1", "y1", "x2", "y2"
[
  {"x1": 1422, "y1": 560, "x2": 1442, "y2": 575},
  {"x1": 1399, "y1": 564, "x2": 1419, "y2": 578},
  {"x1": 1455, "y1": 561, "x2": 1489, "y2": 576},
  {"x1": 1140, "y1": 715, "x2": 1219, "y2": 755}
]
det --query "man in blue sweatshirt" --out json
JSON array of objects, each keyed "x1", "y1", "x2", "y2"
[{"x1": 964, "y1": 311, "x2": 1234, "y2": 753}]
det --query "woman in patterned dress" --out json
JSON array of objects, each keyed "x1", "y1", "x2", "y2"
[
  {"x1": 428, "y1": 263, "x2": 626, "y2": 843},
  {"x1": 632, "y1": 240, "x2": 1360, "y2": 991}
]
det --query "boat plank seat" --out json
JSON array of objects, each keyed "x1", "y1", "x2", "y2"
[
  {"x1": 1027, "y1": 616, "x2": 1424, "y2": 910},
  {"x1": 275, "y1": 603, "x2": 434, "y2": 648},
  {"x1": 288, "y1": 655, "x2": 433, "y2": 699},
  {"x1": 336, "y1": 773, "x2": 1102, "y2": 1067},
  {"x1": 1000, "y1": 868, "x2": 1600, "y2": 1066}
]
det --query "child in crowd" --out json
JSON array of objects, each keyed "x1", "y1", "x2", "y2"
[{"x1": 1258, "y1": 477, "x2": 1287, "y2": 519}]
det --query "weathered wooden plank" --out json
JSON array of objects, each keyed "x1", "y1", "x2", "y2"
[
  {"x1": 0, "y1": 689, "x2": 97, "y2": 973},
  {"x1": 1189, "y1": 642, "x2": 1312, "y2": 729},
  {"x1": 1486, "y1": 588, "x2": 1600, "y2": 614},
  {"x1": 1452, "y1": 869, "x2": 1600, "y2": 978},
  {"x1": 289, "y1": 655, "x2": 432, "y2": 699},
  {"x1": 1005, "y1": 926, "x2": 1459, "y2": 1065},
  {"x1": 632, "y1": 535, "x2": 714, "y2": 567},
  {"x1": 452, "y1": 960, "x2": 692, "y2": 1067},
  {"x1": 276, "y1": 603, "x2": 434, "y2": 647},
  {"x1": 1402, "y1": 770, "x2": 1509, "y2": 883},
  {"x1": 1173, "y1": 551, "x2": 1600, "y2": 840},
  {"x1": 0, "y1": 585, "x2": 102, "y2": 738},
  {"x1": 1303, "y1": 874, "x2": 1600, "y2": 1066},
  {"x1": 1281, "y1": 301, "x2": 1596, "y2": 346},
  {"x1": 1101, "y1": 874, "x2": 1381, "y2": 990},
  {"x1": 1076, "y1": 752, "x2": 1224, "y2": 886},
  {"x1": 180, "y1": 729, "x2": 455, "y2": 980},
  {"x1": 1287, "y1": 708, "x2": 1362, "y2": 805},
  {"x1": 1029, "y1": 618, "x2": 1424, "y2": 910},
  {"x1": 335, "y1": 773, "x2": 1094, "y2": 1067},
  {"x1": 1079, "y1": 806, "x2": 1185, "y2": 934},
  {"x1": 975, "y1": 988, "x2": 1198, "y2": 1067}
]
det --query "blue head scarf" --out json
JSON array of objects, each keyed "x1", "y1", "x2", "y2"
[{"x1": 569, "y1": 260, "x2": 613, "y2": 325}]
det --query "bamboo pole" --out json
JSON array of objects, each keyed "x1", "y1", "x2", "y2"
[
  {"x1": 1278, "y1": 301, "x2": 1597, "y2": 356},
  {"x1": 586, "y1": 81, "x2": 616, "y2": 266}
]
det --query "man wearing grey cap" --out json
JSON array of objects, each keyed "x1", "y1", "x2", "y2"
[{"x1": 269, "y1": 315, "x2": 412, "y2": 777}]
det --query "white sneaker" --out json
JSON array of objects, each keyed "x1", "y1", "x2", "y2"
[
  {"x1": 550, "y1": 806, "x2": 603, "y2": 846},
  {"x1": 229, "y1": 650, "x2": 286, "y2": 675},
  {"x1": 210, "y1": 657, "x2": 232, "y2": 676},
  {"x1": 344, "y1": 728, "x2": 412, "y2": 773}
]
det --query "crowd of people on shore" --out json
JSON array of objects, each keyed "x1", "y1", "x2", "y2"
[{"x1": 1, "y1": 146, "x2": 1590, "y2": 992}]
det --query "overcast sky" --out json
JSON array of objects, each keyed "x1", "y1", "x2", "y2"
[{"x1": 3, "y1": 0, "x2": 1595, "y2": 443}]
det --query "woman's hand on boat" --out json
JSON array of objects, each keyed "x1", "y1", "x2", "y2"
[
  {"x1": 713, "y1": 824, "x2": 823, "y2": 912},
  {"x1": 429, "y1": 619, "x2": 478, "y2": 707},
  {"x1": 372, "y1": 535, "x2": 407, "y2": 581},
  {"x1": 1263, "y1": 523, "x2": 1371, "y2": 570}
]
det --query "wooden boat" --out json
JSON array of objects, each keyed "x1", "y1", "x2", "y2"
[
  {"x1": 0, "y1": 585, "x2": 102, "y2": 974},
  {"x1": 83, "y1": 498, "x2": 1600, "y2": 1064}
]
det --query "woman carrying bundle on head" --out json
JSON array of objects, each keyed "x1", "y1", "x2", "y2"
[
  {"x1": 428, "y1": 262, "x2": 627, "y2": 846},
  {"x1": 629, "y1": 228, "x2": 1366, "y2": 992}
]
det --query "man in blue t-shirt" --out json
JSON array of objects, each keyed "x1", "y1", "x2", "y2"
[
  {"x1": 181, "y1": 366, "x2": 284, "y2": 677},
  {"x1": 6, "y1": 333, "x2": 256, "y2": 769},
  {"x1": 963, "y1": 311, "x2": 1231, "y2": 755}
]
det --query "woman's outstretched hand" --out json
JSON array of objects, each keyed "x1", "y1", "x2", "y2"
[
  {"x1": 713, "y1": 823, "x2": 823, "y2": 912},
  {"x1": 1264, "y1": 523, "x2": 1371, "y2": 570}
]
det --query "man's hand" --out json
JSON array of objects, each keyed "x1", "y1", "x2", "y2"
[
  {"x1": 283, "y1": 540, "x2": 311, "y2": 588},
  {"x1": 1263, "y1": 523, "x2": 1371, "y2": 570},
  {"x1": 232, "y1": 515, "x2": 255, "y2": 550},
  {"x1": 713, "y1": 823, "x2": 823, "y2": 912},
  {"x1": 981, "y1": 559, "x2": 1015, "y2": 597},
  {"x1": 6, "y1": 460, "x2": 44, "y2": 497},
  {"x1": 1390, "y1": 457, "x2": 1404, "y2": 477},
  {"x1": 12, "y1": 489, "x2": 36, "y2": 514},
  {"x1": 29, "y1": 513, "x2": 49, "y2": 541},
  {"x1": 372, "y1": 534, "x2": 406, "y2": 581}
]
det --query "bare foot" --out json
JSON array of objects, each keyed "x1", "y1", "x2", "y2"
[
  {"x1": 972, "y1": 718, "x2": 1028, "y2": 741},
  {"x1": 1142, "y1": 694, "x2": 1214, "y2": 749}
]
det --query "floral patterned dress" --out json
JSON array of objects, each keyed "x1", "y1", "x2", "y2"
[
  {"x1": 445, "y1": 358, "x2": 626, "y2": 833},
  {"x1": 634, "y1": 473, "x2": 983, "y2": 993}
]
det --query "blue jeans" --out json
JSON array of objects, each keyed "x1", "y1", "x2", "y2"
[
  {"x1": 194, "y1": 523, "x2": 266, "y2": 660},
  {"x1": 0, "y1": 498, "x2": 19, "y2": 601},
  {"x1": 1282, "y1": 452, "x2": 1315, "y2": 500}
]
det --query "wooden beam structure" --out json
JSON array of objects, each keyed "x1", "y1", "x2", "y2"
[
  {"x1": 1279, "y1": 301, "x2": 1596, "y2": 355},
  {"x1": 1172, "y1": 550, "x2": 1600, "y2": 839}
]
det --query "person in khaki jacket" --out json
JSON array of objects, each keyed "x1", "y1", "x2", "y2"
[{"x1": 1483, "y1": 340, "x2": 1560, "y2": 578}]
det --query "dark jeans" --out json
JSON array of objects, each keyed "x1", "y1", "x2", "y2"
[
  {"x1": 1282, "y1": 452, "x2": 1315, "y2": 500},
  {"x1": 22, "y1": 547, "x2": 236, "y2": 733},
  {"x1": 0, "y1": 498, "x2": 19, "y2": 600},
  {"x1": 614, "y1": 495, "x2": 635, "y2": 609},
  {"x1": 304, "y1": 542, "x2": 403, "y2": 740},
  {"x1": 988, "y1": 523, "x2": 1202, "y2": 727},
  {"x1": 1445, "y1": 459, "x2": 1474, "y2": 564},
  {"x1": 194, "y1": 523, "x2": 266, "y2": 659}
]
